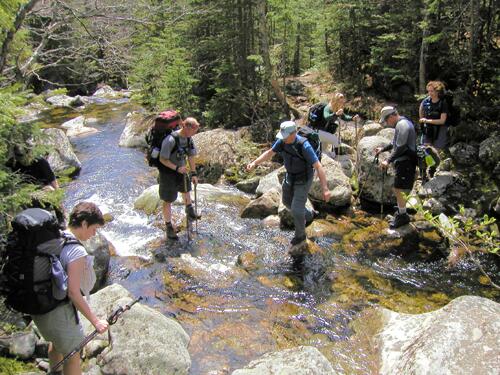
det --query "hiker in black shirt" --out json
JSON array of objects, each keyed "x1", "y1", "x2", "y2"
[{"x1": 10, "y1": 146, "x2": 59, "y2": 190}]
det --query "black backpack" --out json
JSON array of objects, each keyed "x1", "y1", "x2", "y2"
[
  {"x1": 284, "y1": 127, "x2": 322, "y2": 162},
  {"x1": 307, "y1": 102, "x2": 338, "y2": 134},
  {"x1": 443, "y1": 92, "x2": 461, "y2": 127},
  {"x1": 0, "y1": 208, "x2": 80, "y2": 315},
  {"x1": 145, "y1": 110, "x2": 182, "y2": 168}
]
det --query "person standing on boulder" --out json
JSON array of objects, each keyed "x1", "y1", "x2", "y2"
[
  {"x1": 375, "y1": 106, "x2": 417, "y2": 228},
  {"x1": 32, "y1": 202, "x2": 108, "y2": 375},
  {"x1": 246, "y1": 121, "x2": 331, "y2": 246},
  {"x1": 158, "y1": 117, "x2": 201, "y2": 240}
]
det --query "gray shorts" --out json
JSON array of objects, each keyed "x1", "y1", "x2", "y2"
[
  {"x1": 32, "y1": 303, "x2": 84, "y2": 356},
  {"x1": 158, "y1": 170, "x2": 191, "y2": 203}
]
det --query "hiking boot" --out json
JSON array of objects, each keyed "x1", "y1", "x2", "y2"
[
  {"x1": 166, "y1": 223, "x2": 179, "y2": 240},
  {"x1": 290, "y1": 235, "x2": 307, "y2": 246},
  {"x1": 389, "y1": 212, "x2": 410, "y2": 229},
  {"x1": 185, "y1": 204, "x2": 201, "y2": 220}
]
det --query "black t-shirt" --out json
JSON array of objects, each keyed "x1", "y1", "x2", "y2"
[
  {"x1": 422, "y1": 97, "x2": 449, "y2": 120},
  {"x1": 11, "y1": 157, "x2": 56, "y2": 186}
]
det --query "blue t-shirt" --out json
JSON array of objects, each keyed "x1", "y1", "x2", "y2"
[{"x1": 272, "y1": 135, "x2": 318, "y2": 176}]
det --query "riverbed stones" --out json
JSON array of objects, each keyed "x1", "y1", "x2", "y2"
[
  {"x1": 41, "y1": 128, "x2": 82, "y2": 173},
  {"x1": 241, "y1": 189, "x2": 280, "y2": 218},
  {"x1": 309, "y1": 155, "x2": 352, "y2": 208},
  {"x1": 118, "y1": 111, "x2": 150, "y2": 148},
  {"x1": 375, "y1": 295, "x2": 500, "y2": 375},
  {"x1": 60, "y1": 115, "x2": 98, "y2": 137},
  {"x1": 357, "y1": 135, "x2": 396, "y2": 205},
  {"x1": 231, "y1": 346, "x2": 336, "y2": 375},
  {"x1": 82, "y1": 284, "x2": 191, "y2": 375}
]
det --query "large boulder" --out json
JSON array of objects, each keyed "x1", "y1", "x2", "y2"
[
  {"x1": 449, "y1": 142, "x2": 479, "y2": 167},
  {"x1": 92, "y1": 85, "x2": 122, "y2": 98},
  {"x1": 309, "y1": 154, "x2": 352, "y2": 208},
  {"x1": 118, "y1": 112, "x2": 150, "y2": 148},
  {"x1": 361, "y1": 121, "x2": 383, "y2": 137},
  {"x1": 255, "y1": 167, "x2": 285, "y2": 197},
  {"x1": 41, "y1": 128, "x2": 82, "y2": 173},
  {"x1": 278, "y1": 199, "x2": 315, "y2": 228},
  {"x1": 0, "y1": 332, "x2": 37, "y2": 360},
  {"x1": 357, "y1": 135, "x2": 395, "y2": 205},
  {"x1": 60, "y1": 116, "x2": 98, "y2": 137},
  {"x1": 231, "y1": 346, "x2": 336, "y2": 375},
  {"x1": 241, "y1": 189, "x2": 281, "y2": 219},
  {"x1": 82, "y1": 232, "x2": 111, "y2": 292},
  {"x1": 478, "y1": 133, "x2": 500, "y2": 168},
  {"x1": 82, "y1": 284, "x2": 191, "y2": 375},
  {"x1": 46, "y1": 94, "x2": 84, "y2": 108},
  {"x1": 193, "y1": 128, "x2": 245, "y2": 169},
  {"x1": 376, "y1": 296, "x2": 500, "y2": 375}
]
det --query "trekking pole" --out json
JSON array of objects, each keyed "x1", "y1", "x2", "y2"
[
  {"x1": 380, "y1": 166, "x2": 385, "y2": 218},
  {"x1": 183, "y1": 156, "x2": 192, "y2": 242},
  {"x1": 194, "y1": 182, "x2": 198, "y2": 234},
  {"x1": 50, "y1": 297, "x2": 142, "y2": 374}
]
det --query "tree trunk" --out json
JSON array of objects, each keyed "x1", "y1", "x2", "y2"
[
  {"x1": 0, "y1": 0, "x2": 40, "y2": 74},
  {"x1": 468, "y1": 0, "x2": 480, "y2": 85},
  {"x1": 418, "y1": 8, "x2": 431, "y2": 93},
  {"x1": 293, "y1": 23, "x2": 301, "y2": 75}
]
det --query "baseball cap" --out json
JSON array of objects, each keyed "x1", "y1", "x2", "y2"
[
  {"x1": 276, "y1": 121, "x2": 297, "y2": 139},
  {"x1": 379, "y1": 106, "x2": 397, "y2": 124}
]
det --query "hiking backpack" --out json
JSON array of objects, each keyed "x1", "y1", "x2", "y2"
[
  {"x1": 145, "y1": 110, "x2": 182, "y2": 168},
  {"x1": 443, "y1": 91, "x2": 461, "y2": 127},
  {"x1": 288, "y1": 127, "x2": 322, "y2": 162},
  {"x1": 0, "y1": 208, "x2": 80, "y2": 315},
  {"x1": 307, "y1": 102, "x2": 338, "y2": 134}
]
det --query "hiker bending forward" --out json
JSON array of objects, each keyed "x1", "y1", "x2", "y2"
[
  {"x1": 159, "y1": 117, "x2": 201, "y2": 240},
  {"x1": 375, "y1": 107, "x2": 417, "y2": 229},
  {"x1": 247, "y1": 121, "x2": 331, "y2": 246},
  {"x1": 32, "y1": 202, "x2": 108, "y2": 375}
]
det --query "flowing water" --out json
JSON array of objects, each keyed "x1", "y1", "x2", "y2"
[{"x1": 45, "y1": 100, "x2": 498, "y2": 374}]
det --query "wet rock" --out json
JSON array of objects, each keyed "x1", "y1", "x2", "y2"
[
  {"x1": 278, "y1": 199, "x2": 315, "y2": 229},
  {"x1": 118, "y1": 111, "x2": 150, "y2": 148},
  {"x1": 46, "y1": 94, "x2": 83, "y2": 107},
  {"x1": 134, "y1": 184, "x2": 161, "y2": 215},
  {"x1": 288, "y1": 240, "x2": 324, "y2": 258},
  {"x1": 376, "y1": 296, "x2": 500, "y2": 375},
  {"x1": 261, "y1": 214, "x2": 281, "y2": 228},
  {"x1": 449, "y1": 142, "x2": 479, "y2": 167},
  {"x1": 93, "y1": 85, "x2": 122, "y2": 98},
  {"x1": 41, "y1": 128, "x2": 82, "y2": 173},
  {"x1": 236, "y1": 251, "x2": 259, "y2": 272},
  {"x1": 82, "y1": 232, "x2": 111, "y2": 292},
  {"x1": 306, "y1": 218, "x2": 353, "y2": 239},
  {"x1": 241, "y1": 189, "x2": 280, "y2": 219},
  {"x1": 357, "y1": 135, "x2": 395, "y2": 205},
  {"x1": 0, "y1": 332, "x2": 37, "y2": 360},
  {"x1": 310, "y1": 155, "x2": 352, "y2": 208},
  {"x1": 255, "y1": 167, "x2": 285, "y2": 197},
  {"x1": 362, "y1": 121, "x2": 383, "y2": 136},
  {"x1": 231, "y1": 346, "x2": 335, "y2": 375},
  {"x1": 60, "y1": 115, "x2": 98, "y2": 137},
  {"x1": 235, "y1": 176, "x2": 261, "y2": 194},
  {"x1": 478, "y1": 133, "x2": 500, "y2": 167},
  {"x1": 82, "y1": 284, "x2": 190, "y2": 375}
]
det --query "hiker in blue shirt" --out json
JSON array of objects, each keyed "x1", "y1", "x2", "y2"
[{"x1": 247, "y1": 121, "x2": 331, "y2": 246}]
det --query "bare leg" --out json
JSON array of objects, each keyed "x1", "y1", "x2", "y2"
[
  {"x1": 393, "y1": 188, "x2": 407, "y2": 210},
  {"x1": 162, "y1": 201, "x2": 172, "y2": 223},
  {"x1": 63, "y1": 353, "x2": 82, "y2": 375}
]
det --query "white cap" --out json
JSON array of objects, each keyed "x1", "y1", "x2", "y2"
[
  {"x1": 379, "y1": 106, "x2": 397, "y2": 124},
  {"x1": 276, "y1": 121, "x2": 297, "y2": 139}
]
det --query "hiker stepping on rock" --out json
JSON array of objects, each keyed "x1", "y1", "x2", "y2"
[
  {"x1": 157, "y1": 116, "x2": 201, "y2": 240},
  {"x1": 247, "y1": 121, "x2": 331, "y2": 246},
  {"x1": 375, "y1": 107, "x2": 417, "y2": 229}
]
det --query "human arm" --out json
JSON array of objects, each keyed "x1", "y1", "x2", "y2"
[
  {"x1": 246, "y1": 149, "x2": 276, "y2": 171},
  {"x1": 67, "y1": 258, "x2": 108, "y2": 333},
  {"x1": 419, "y1": 112, "x2": 447, "y2": 126},
  {"x1": 419, "y1": 99, "x2": 448, "y2": 126},
  {"x1": 374, "y1": 143, "x2": 393, "y2": 155},
  {"x1": 313, "y1": 161, "x2": 331, "y2": 202},
  {"x1": 387, "y1": 121, "x2": 410, "y2": 163}
]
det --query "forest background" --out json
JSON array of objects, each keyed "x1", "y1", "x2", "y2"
[{"x1": 0, "y1": 0, "x2": 498, "y2": 226}]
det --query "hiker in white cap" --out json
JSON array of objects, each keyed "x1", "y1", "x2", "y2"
[{"x1": 246, "y1": 121, "x2": 330, "y2": 246}]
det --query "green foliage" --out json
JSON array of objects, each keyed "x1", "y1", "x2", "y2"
[
  {"x1": 411, "y1": 200, "x2": 500, "y2": 289},
  {"x1": 0, "y1": 356, "x2": 37, "y2": 374}
]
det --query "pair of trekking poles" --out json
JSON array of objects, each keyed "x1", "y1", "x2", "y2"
[
  {"x1": 183, "y1": 158, "x2": 198, "y2": 242},
  {"x1": 50, "y1": 297, "x2": 142, "y2": 374}
]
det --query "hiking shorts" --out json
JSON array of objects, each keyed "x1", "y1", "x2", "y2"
[
  {"x1": 32, "y1": 303, "x2": 84, "y2": 356},
  {"x1": 158, "y1": 169, "x2": 192, "y2": 203},
  {"x1": 394, "y1": 159, "x2": 417, "y2": 190}
]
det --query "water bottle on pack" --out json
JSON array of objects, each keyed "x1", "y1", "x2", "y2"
[{"x1": 424, "y1": 149, "x2": 436, "y2": 168}]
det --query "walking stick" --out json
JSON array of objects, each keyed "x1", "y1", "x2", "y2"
[
  {"x1": 194, "y1": 182, "x2": 198, "y2": 234},
  {"x1": 50, "y1": 297, "x2": 142, "y2": 374},
  {"x1": 380, "y1": 165, "x2": 385, "y2": 218},
  {"x1": 183, "y1": 170, "x2": 192, "y2": 242}
]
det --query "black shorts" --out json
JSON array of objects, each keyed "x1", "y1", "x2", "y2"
[
  {"x1": 394, "y1": 159, "x2": 417, "y2": 190},
  {"x1": 158, "y1": 169, "x2": 192, "y2": 203}
]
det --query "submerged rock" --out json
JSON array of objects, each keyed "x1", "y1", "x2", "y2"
[
  {"x1": 375, "y1": 295, "x2": 500, "y2": 375},
  {"x1": 81, "y1": 284, "x2": 191, "y2": 375},
  {"x1": 231, "y1": 346, "x2": 336, "y2": 375}
]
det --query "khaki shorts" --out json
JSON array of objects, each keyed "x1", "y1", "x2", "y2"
[{"x1": 32, "y1": 303, "x2": 84, "y2": 355}]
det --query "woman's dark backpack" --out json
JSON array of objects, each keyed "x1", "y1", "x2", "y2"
[
  {"x1": 0, "y1": 208, "x2": 80, "y2": 315},
  {"x1": 145, "y1": 110, "x2": 182, "y2": 168},
  {"x1": 307, "y1": 102, "x2": 339, "y2": 134}
]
